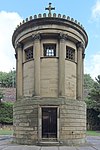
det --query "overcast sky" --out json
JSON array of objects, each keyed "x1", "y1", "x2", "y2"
[{"x1": 0, "y1": 0, "x2": 100, "y2": 79}]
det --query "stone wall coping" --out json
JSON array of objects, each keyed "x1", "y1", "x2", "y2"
[
  {"x1": 12, "y1": 14, "x2": 88, "y2": 49},
  {"x1": 15, "y1": 13, "x2": 84, "y2": 31}
]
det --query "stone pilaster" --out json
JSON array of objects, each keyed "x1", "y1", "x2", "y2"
[
  {"x1": 38, "y1": 106, "x2": 42, "y2": 140},
  {"x1": 16, "y1": 42, "x2": 23, "y2": 98},
  {"x1": 82, "y1": 53, "x2": 85, "y2": 100},
  {"x1": 33, "y1": 34, "x2": 41, "y2": 96},
  {"x1": 58, "y1": 33, "x2": 67, "y2": 97},
  {"x1": 76, "y1": 42, "x2": 85, "y2": 100}
]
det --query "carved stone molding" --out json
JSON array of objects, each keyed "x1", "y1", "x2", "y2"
[
  {"x1": 59, "y1": 33, "x2": 67, "y2": 40},
  {"x1": 82, "y1": 53, "x2": 85, "y2": 59},
  {"x1": 16, "y1": 42, "x2": 23, "y2": 49},
  {"x1": 76, "y1": 42, "x2": 85, "y2": 50},
  {"x1": 32, "y1": 33, "x2": 41, "y2": 41}
]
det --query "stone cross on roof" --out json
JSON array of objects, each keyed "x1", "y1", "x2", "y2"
[{"x1": 45, "y1": 3, "x2": 55, "y2": 15}]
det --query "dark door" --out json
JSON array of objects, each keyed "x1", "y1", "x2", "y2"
[{"x1": 42, "y1": 107, "x2": 57, "y2": 138}]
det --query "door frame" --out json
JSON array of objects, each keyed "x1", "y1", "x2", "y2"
[{"x1": 38, "y1": 105, "x2": 59, "y2": 141}]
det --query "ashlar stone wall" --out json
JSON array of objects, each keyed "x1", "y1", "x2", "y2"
[{"x1": 13, "y1": 97, "x2": 86, "y2": 145}]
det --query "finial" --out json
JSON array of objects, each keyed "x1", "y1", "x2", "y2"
[{"x1": 45, "y1": 2, "x2": 55, "y2": 15}]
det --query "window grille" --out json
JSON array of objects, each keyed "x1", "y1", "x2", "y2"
[
  {"x1": 25, "y1": 47, "x2": 33, "y2": 60},
  {"x1": 66, "y1": 47, "x2": 75, "y2": 61},
  {"x1": 44, "y1": 44, "x2": 56, "y2": 56}
]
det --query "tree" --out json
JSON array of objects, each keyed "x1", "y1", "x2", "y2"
[
  {"x1": 0, "y1": 102, "x2": 13, "y2": 124},
  {"x1": 84, "y1": 74, "x2": 95, "y2": 107},
  {"x1": 0, "y1": 71, "x2": 16, "y2": 88},
  {"x1": 88, "y1": 75, "x2": 100, "y2": 112},
  {"x1": 84, "y1": 74, "x2": 94, "y2": 89},
  {"x1": 84, "y1": 74, "x2": 100, "y2": 130}
]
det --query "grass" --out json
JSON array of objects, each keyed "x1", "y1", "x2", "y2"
[
  {"x1": 0, "y1": 129, "x2": 13, "y2": 135},
  {"x1": 86, "y1": 130, "x2": 100, "y2": 136}
]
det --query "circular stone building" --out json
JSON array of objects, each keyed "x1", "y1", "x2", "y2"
[{"x1": 12, "y1": 3, "x2": 88, "y2": 145}]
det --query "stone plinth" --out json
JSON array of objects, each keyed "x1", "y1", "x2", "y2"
[{"x1": 13, "y1": 97, "x2": 86, "y2": 145}]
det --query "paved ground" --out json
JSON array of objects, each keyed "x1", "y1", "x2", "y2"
[{"x1": 0, "y1": 136, "x2": 100, "y2": 150}]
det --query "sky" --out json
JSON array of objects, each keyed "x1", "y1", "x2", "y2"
[{"x1": 0, "y1": 0, "x2": 100, "y2": 79}]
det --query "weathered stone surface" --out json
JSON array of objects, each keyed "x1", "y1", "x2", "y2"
[
  {"x1": 13, "y1": 97, "x2": 86, "y2": 145},
  {"x1": 12, "y1": 4, "x2": 88, "y2": 145}
]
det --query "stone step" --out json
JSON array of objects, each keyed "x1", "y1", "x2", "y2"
[{"x1": 37, "y1": 140, "x2": 60, "y2": 146}]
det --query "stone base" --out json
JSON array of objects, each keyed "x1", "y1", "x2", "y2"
[{"x1": 13, "y1": 97, "x2": 86, "y2": 145}]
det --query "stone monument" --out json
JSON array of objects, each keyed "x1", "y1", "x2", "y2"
[{"x1": 12, "y1": 3, "x2": 88, "y2": 145}]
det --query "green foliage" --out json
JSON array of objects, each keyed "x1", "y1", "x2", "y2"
[
  {"x1": 85, "y1": 98, "x2": 97, "y2": 109},
  {"x1": 0, "y1": 102, "x2": 13, "y2": 124},
  {"x1": 84, "y1": 74, "x2": 95, "y2": 108},
  {"x1": 87, "y1": 109, "x2": 100, "y2": 130},
  {"x1": 88, "y1": 75, "x2": 100, "y2": 111},
  {"x1": 84, "y1": 74, "x2": 94, "y2": 89},
  {"x1": 0, "y1": 71, "x2": 16, "y2": 88},
  {"x1": 84, "y1": 74, "x2": 100, "y2": 130},
  {"x1": 84, "y1": 74, "x2": 100, "y2": 111}
]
